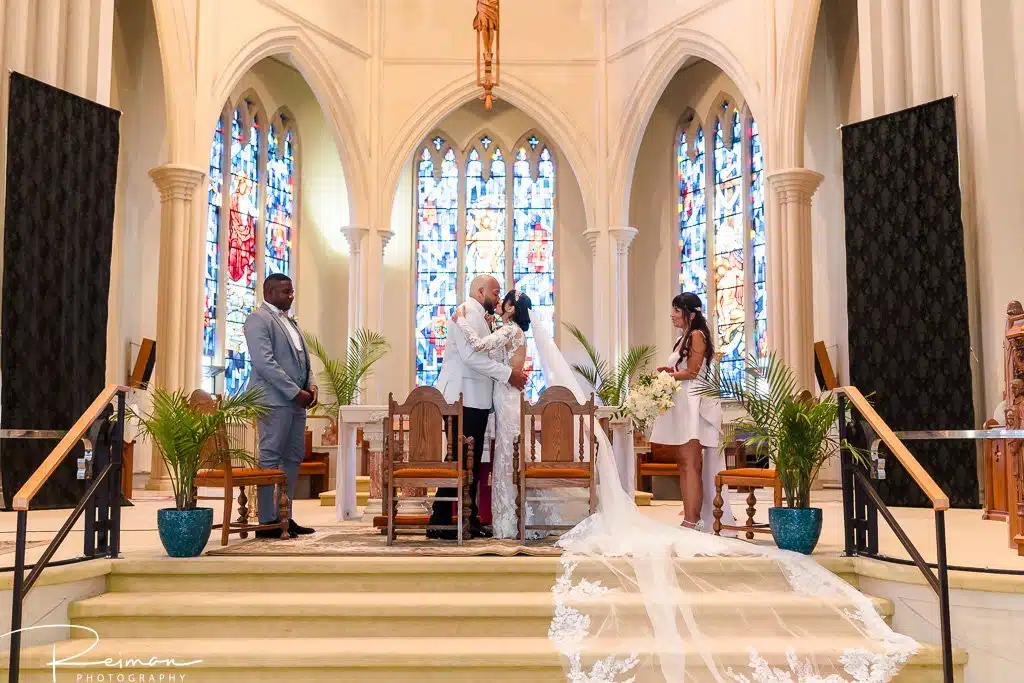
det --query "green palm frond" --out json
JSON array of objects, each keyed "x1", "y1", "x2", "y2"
[
  {"x1": 127, "y1": 387, "x2": 267, "y2": 510},
  {"x1": 562, "y1": 323, "x2": 654, "y2": 406},
  {"x1": 304, "y1": 328, "x2": 390, "y2": 412},
  {"x1": 693, "y1": 352, "x2": 868, "y2": 509}
]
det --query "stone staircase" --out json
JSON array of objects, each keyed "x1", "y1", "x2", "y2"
[{"x1": 3, "y1": 556, "x2": 965, "y2": 682}]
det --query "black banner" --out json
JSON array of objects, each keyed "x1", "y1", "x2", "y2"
[
  {"x1": 842, "y1": 96, "x2": 978, "y2": 508},
  {"x1": 1, "y1": 73, "x2": 120, "y2": 509}
]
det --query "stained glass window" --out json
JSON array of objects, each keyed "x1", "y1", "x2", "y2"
[
  {"x1": 749, "y1": 118, "x2": 767, "y2": 359},
  {"x1": 202, "y1": 116, "x2": 224, "y2": 389},
  {"x1": 202, "y1": 98, "x2": 299, "y2": 395},
  {"x1": 414, "y1": 132, "x2": 557, "y2": 401},
  {"x1": 513, "y1": 145, "x2": 556, "y2": 400},
  {"x1": 464, "y1": 145, "x2": 507, "y2": 293},
  {"x1": 265, "y1": 117, "x2": 295, "y2": 279},
  {"x1": 415, "y1": 143, "x2": 460, "y2": 387},
  {"x1": 677, "y1": 102, "x2": 767, "y2": 390},
  {"x1": 678, "y1": 123, "x2": 707, "y2": 309}
]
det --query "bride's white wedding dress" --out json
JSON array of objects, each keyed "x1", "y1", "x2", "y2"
[
  {"x1": 452, "y1": 315, "x2": 587, "y2": 540},
  {"x1": 523, "y1": 318, "x2": 919, "y2": 683}
]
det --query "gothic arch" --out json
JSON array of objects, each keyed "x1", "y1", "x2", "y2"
[
  {"x1": 384, "y1": 73, "x2": 594, "y2": 234},
  {"x1": 609, "y1": 28, "x2": 761, "y2": 228},
  {"x1": 207, "y1": 26, "x2": 368, "y2": 225},
  {"x1": 463, "y1": 128, "x2": 510, "y2": 182}
]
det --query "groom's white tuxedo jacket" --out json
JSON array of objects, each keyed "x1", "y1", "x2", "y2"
[{"x1": 435, "y1": 298, "x2": 511, "y2": 410}]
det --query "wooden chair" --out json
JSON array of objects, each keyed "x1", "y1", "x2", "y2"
[
  {"x1": 516, "y1": 386, "x2": 597, "y2": 540},
  {"x1": 712, "y1": 468, "x2": 783, "y2": 539},
  {"x1": 190, "y1": 390, "x2": 290, "y2": 545},
  {"x1": 385, "y1": 387, "x2": 471, "y2": 545},
  {"x1": 635, "y1": 440, "x2": 747, "y2": 494}
]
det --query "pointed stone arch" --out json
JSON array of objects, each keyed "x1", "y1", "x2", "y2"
[
  {"x1": 207, "y1": 26, "x2": 368, "y2": 224},
  {"x1": 675, "y1": 108, "x2": 704, "y2": 162},
  {"x1": 463, "y1": 128, "x2": 509, "y2": 182}
]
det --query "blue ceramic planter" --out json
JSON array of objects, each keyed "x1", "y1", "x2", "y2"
[
  {"x1": 157, "y1": 507, "x2": 213, "y2": 558},
  {"x1": 769, "y1": 507, "x2": 823, "y2": 555}
]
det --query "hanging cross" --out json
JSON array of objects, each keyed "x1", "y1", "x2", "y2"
[{"x1": 473, "y1": 0, "x2": 500, "y2": 109}]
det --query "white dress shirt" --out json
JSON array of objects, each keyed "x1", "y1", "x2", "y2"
[{"x1": 263, "y1": 302, "x2": 303, "y2": 350}]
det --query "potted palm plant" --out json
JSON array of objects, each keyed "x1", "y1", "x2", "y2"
[
  {"x1": 303, "y1": 328, "x2": 390, "y2": 444},
  {"x1": 127, "y1": 387, "x2": 266, "y2": 557},
  {"x1": 563, "y1": 322, "x2": 655, "y2": 408},
  {"x1": 696, "y1": 352, "x2": 867, "y2": 554}
]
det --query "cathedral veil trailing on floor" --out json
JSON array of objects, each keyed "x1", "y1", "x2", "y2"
[{"x1": 531, "y1": 322, "x2": 918, "y2": 682}]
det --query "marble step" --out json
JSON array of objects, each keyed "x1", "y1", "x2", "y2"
[
  {"x1": 106, "y1": 556, "x2": 858, "y2": 595},
  {"x1": 0, "y1": 636, "x2": 965, "y2": 682},
  {"x1": 67, "y1": 590, "x2": 893, "y2": 640}
]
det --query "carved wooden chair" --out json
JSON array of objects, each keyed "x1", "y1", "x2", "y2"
[
  {"x1": 516, "y1": 386, "x2": 598, "y2": 540},
  {"x1": 712, "y1": 468, "x2": 783, "y2": 539},
  {"x1": 385, "y1": 387, "x2": 470, "y2": 545},
  {"x1": 190, "y1": 390, "x2": 290, "y2": 545}
]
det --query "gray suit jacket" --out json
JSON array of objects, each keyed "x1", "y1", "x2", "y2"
[{"x1": 243, "y1": 305, "x2": 311, "y2": 407}]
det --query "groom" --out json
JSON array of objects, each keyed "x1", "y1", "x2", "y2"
[{"x1": 429, "y1": 275, "x2": 528, "y2": 539}]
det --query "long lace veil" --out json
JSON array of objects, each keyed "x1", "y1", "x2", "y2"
[{"x1": 530, "y1": 320, "x2": 918, "y2": 682}]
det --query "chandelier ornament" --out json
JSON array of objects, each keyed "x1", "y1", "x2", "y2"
[{"x1": 473, "y1": 0, "x2": 500, "y2": 110}]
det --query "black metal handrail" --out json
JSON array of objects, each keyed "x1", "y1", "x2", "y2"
[
  {"x1": 4, "y1": 387, "x2": 127, "y2": 683},
  {"x1": 837, "y1": 389, "x2": 954, "y2": 683}
]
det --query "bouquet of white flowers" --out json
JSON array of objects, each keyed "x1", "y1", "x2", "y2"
[{"x1": 621, "y1": 371, "x2": 682, "y2": 437}]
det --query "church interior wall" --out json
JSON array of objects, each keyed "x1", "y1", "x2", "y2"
[{"x1": 628, "y1": 62, "x2": 746, "y2": 363}]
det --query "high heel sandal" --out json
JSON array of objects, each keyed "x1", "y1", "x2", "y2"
[{"x1": 680, "y1": 519, "x2": 705, "y2": 532}]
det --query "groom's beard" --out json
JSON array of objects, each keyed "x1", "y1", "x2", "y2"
[{"x1": 483, "y1": 301, "x2": 496, "y2": 314}]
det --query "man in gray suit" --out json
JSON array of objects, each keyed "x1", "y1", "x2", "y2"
[{"x1": 243, "y1": 273, "x2": 318, "y2": 539}]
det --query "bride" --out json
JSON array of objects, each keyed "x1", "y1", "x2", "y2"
[{"x1": 450, "y1": 290, "x2": 586, "y2": 539}]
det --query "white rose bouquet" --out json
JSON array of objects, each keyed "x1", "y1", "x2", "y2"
[{"x1": 621, "y1": 371, "x2": 682, "y2": 437}]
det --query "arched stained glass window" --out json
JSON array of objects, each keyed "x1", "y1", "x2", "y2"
[
  {"x1": 676, "y1": 99, "x2": 766, "y2": 388},
  {"x1": 414, "y1": 140, "x2": 460, "y2": 387},
  {"x1": 513, "y1": 140, "x2": 556, "y2": 399},
  {"x1": 413, "y1": 131, "x2": 558, "y2": 401},
  {"x1": 201, "y1": 96, "x2": 299, "y2": 395}
]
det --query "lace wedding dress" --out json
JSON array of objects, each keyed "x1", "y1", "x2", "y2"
[
  {"x1": 527, "y1": 319, "x2": 919, "y2": 683},
  {"x1": 452, "y1": 316, "x2": 587, "y2": 540}
]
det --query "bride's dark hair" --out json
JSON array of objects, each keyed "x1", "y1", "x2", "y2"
[
  {"x1": 672, "y1": 292, "x2": 713, "y2": 367},
  {"x1": 501, "y1": 290, "x2": 532, "y2": 333}
]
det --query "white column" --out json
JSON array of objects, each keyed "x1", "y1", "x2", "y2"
[
  {"x1": 148, "y1": 164, "x2": 206, "y2": 490},
  {"x1": 907, "y1": 0, "x2": 937, "y2": 105},
  {"x1": 857, "y1": 0, "x2": 885, "y2": 119},
  {"x1": 33, "y1": 0, "x2": 63, "y2": 86},
  {"x1": 767, "y1": 168, "x2": 823, "y2": 392},
  {"x1": 340, "y1": 225, "x2": 369, "y2": 342},
  {"x1": 64, "y1": 0, "x2": 91, "y2": 97},
  {"x1": 582, "y1": 229, "x2": 612, "y2": 361},
  {"x1": 881, "y1": 0, "x2": 908, "y2": 112},
  {"x1": 607, "y1": 226, "x2": 638, "y2": 364}
]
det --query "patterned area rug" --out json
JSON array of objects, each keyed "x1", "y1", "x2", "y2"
[{"x1": 205, "y1": 525, "x2": 562, "y2": 557}]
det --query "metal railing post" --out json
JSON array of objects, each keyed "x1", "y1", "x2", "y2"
[
  {"x1": 109, "y1": 391, "x2": 125, "y2": 558},
  {"x1": 838, "y1": 395, "x2": 856, "y2": 556},
  {"x1": 9, "y1": 510, "x2": 27, "y2": 683},
  {"x1": 935, "y1": 510, "x2": 954, "y2": 683}
]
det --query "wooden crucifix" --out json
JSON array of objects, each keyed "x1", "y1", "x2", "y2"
[{"x1": 474, "y1": 0, "x2": 500, "y2": 109}]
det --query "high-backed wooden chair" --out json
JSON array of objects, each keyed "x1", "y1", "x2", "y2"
[
  {"x1": 516, "y1": 386, "x2": 597, "y2": 540},
  {"x1": 385, "y1": 387, "x2": 470, "y2": 545},
  {"x1": 190, "y1": 390, "x2": 290, "y2": 545}
]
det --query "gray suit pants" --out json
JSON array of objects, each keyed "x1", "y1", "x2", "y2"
[{"x1": 257, "y1": 405, "x2": 306, "y2": 524}]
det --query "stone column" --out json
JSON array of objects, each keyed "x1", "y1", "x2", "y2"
[
  {"x1": 147, "y1": 164, "x2": 206, "y2": 490},
  {"x1": 767, "y1": 169, "x2": 823, "y2": 392},
  {"x1": 607, "y1": 226, "x2": 638, "y2": 364},
  {"x1": 907, "y1": 0, "x2": 937, "y2": 105},
  {"x1": 881, "y1": 0, "x2": 908, "y2": 112},
  {"x1": 340, "y1": 225, "x2": 369, "y2": 343}
]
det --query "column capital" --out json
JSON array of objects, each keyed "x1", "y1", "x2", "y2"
[
  {"x1": 582, "y1": 228, "x2": 601, "y2": 255},
  {"x1": 607, "y1": 226, "x2": 638, "y2": 255},
  {"x1": 767, "y1": 168, "x2": 824, "y2": 205},
  {"x1": 340, "y1": 225, "x2": 370, "y2": 254},
  {"x1": 148, "y1": 164, "x2": 205, "y2": 202},
  {"x1": 380, "y1": 230, "x2": 395, "y2": 256}
]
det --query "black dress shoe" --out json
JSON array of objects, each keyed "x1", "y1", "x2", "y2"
[
  {"x1": 255, "y1": 523, "x2": 287, "y2": 539},
  {"x1": 289, "y1": 519, "x2": 315, "y2": 536},
  {"x1": 426, "y1": 528, "x2": 457, "y2": 541},
  {"x1": 470, "y1": 521, "x2": 492, "y2": 538}
]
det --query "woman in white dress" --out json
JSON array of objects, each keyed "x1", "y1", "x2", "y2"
[{"x1": 649, "y1": 292, "x2": 722, "y2": 531}]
